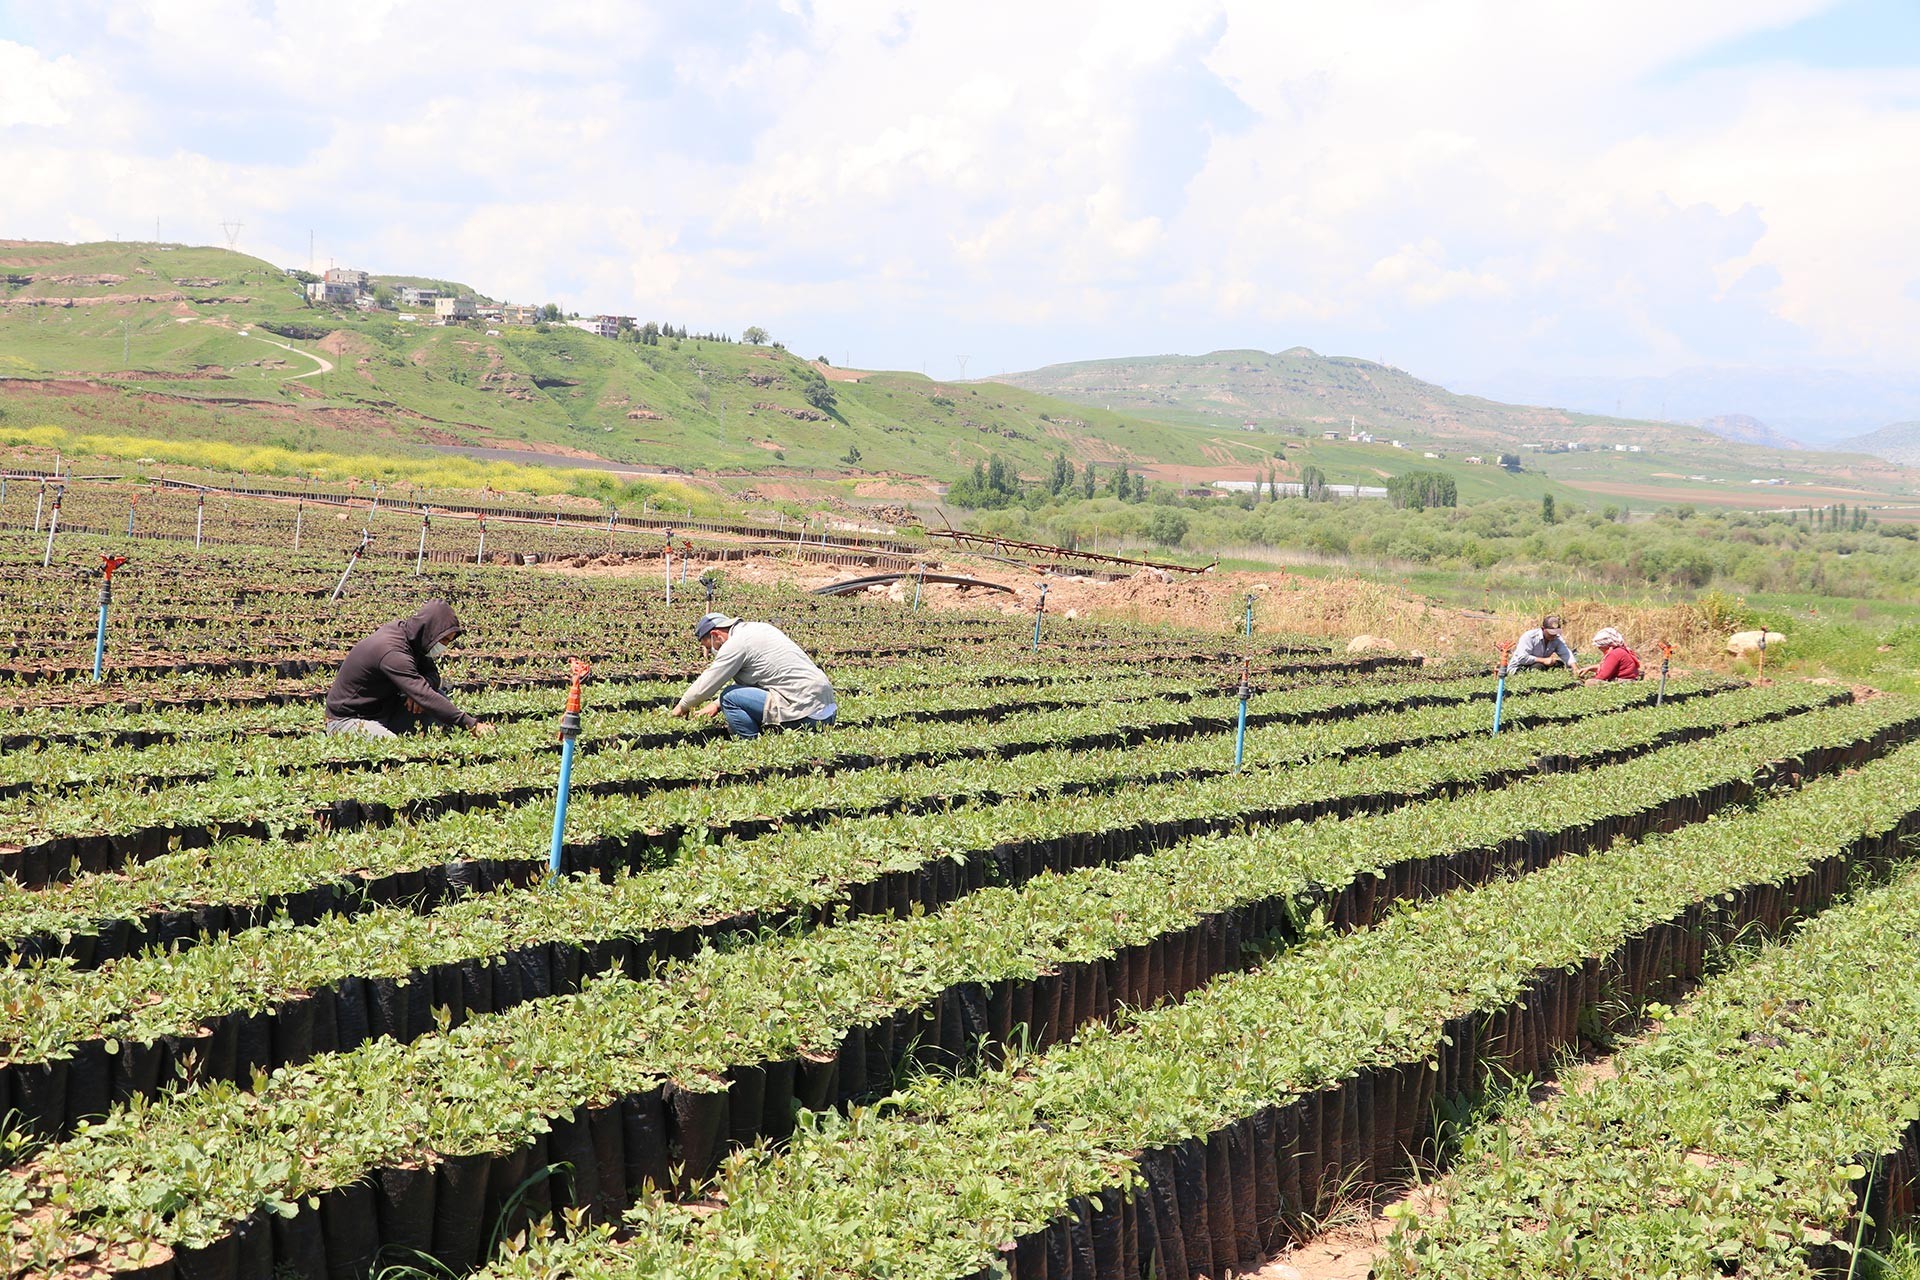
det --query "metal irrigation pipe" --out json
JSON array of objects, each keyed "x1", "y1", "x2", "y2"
[
  {"x1": 40, "y1": 487, "x2": 62, "y2": 567},
  {"x1": 1233, "y1": 658, "x2": 1251, "y2": 771},
  {"x1": 1491, "y1": 641, "x2": 1513, "y2": 736},
  {"x1": 1656, "y1": 640, "x2": 1673, "y2": 706},
  {"x1": 331, "y1": 529, "x2": 373, "y2": 603},
  {"x1": 548, "y1": 658, "x2": 591, "y2": 881},
  {"x1": 1031, "y1": 582, "x2": 1050, "y2": 651},
  {"x1": 91, "y1": 554, "x2": 130, "y2": 682}
]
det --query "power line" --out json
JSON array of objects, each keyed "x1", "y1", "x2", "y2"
[{"x1": 220, "y1": 220, "x2": 243, "y2": 251}]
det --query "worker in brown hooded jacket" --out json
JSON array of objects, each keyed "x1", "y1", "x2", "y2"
[{"x1": 324, "y1": 599, "x2": 495, "y2": 738}]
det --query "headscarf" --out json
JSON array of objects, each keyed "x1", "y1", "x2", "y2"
[{"x1": 1591, "y1": 626, "x2": 1626, "y2": 648}]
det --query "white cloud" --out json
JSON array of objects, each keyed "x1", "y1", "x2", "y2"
[
  {"x1": 0, "y1": 0, "x2": 1914, "y2": 384},
  {"x1": 0, "y1": 40, "x2": 88, "y2": 128}
]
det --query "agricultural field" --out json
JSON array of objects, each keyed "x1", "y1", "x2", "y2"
[{"x1": 6, "y1": 476, "x2": 1920, "y2": 1280}]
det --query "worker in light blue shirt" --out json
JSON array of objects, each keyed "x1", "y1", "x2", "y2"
[{"x1": 1506, "y1": 614, "x2": 1575, "y2": 675}]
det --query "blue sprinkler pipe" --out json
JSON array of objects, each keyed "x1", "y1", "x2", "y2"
[
  {"x1": 1233, "y1": 659, "x2": 1251, "y2": 771},
  {"x1": 1656, "y1": 640, "x2": 1673, "y2": 706},
  {"x1": 1491, "y1": 642, "x2": 1512, "y2": 735},
  {"x1": 91, "y1": 555, "x2": 129, "y2": 682},
  {"x1": 1031, "y1": 582, "x2": 1050, "y2": 651},
  {"x1": 912, "y1": 565, "x2": 924, "y2": 612},
  {"x1": 547, "y1": 658, "x2": 591, "y2": 880},
  {"x1": 1244, "y1": 593, "x2": 1254, "y2": 637}
]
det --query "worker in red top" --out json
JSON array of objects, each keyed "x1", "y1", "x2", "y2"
[{"x1": 1581, "y1": 627, "x2": 1642, "y2": 684}]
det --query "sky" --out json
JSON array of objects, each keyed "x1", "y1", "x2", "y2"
[{"x1": 2, "y1": 0, "x2": 1917, "y2": 431}]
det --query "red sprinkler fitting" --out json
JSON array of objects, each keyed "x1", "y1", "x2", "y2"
[
  {"x1": 101, "y1": 554, "x2": 129, "y2": 580},
  {"x1": 563, "y1": 657, "x2": 591, "y2": 722}
]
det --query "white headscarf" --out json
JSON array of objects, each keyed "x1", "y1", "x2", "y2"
[{"x1": 1591, "y1": 627, "x2": 1626, "y2": 648}]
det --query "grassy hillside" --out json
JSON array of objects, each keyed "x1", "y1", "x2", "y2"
[
  {"x1": 994, "y1": 346, "x2": 1611, "y2": 443},
  {"x1": 5, "y1": 244, "x2": 1914, "y2": 516},
  {"x1": 0, "y1": 241, "x2": 1274, "y2": 486},
  {"x1": 994, "y1": 348, "x2": 1920, "y2": 509},
  {"x1": 1838, "y1": 421, "x2": 1920, "y2": 466}
]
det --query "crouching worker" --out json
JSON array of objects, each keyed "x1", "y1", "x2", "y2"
[
  {"x1": 1505, "y1": 614, "x2": 1574, "y2": 675},
  {"x1": 670, "y1": 613, "x2": 836, "y2": 739},
  {"x1": 1581, "y1": 627, "x2": 1642, "y2": 683},
  {"x1": 324, "y1": 599, "x2": 496, "y2": 738}
]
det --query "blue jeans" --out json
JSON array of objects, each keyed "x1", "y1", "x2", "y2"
[{"x1": 718, "y1": 686, "x2": 835, "y2": 740}]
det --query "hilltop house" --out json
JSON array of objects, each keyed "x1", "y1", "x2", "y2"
[
  {"x1": 567, "y1": 315, "x2": 631, "y2": 339},
  {"x1": 397, "y1": 286, "x2": 440, "y2": 307},
  {"x1": 502, "y1": 304, "x2": 541, "y2": 326},
  {"x1": 306, "y1": 280, "x2": 356, "y2": 305},
  {"x1": 324, "y1": 267, "x2": 369, "y2": 292},
  {"x1": 435, "y1": 296, "x2": 476, "y2": 325}
]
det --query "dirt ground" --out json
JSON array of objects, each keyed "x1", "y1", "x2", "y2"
[{"x1": 543, "y1": 549, "x2": 1752, "y2": 673}]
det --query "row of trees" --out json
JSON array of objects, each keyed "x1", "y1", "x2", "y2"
[{"x1": 953, "y1": 451, "x2": 1152, "y2": 509}]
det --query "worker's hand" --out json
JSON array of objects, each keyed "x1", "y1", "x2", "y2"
[
  {"x1": 470, "y1": 721, "x2": 497, "y2": 737},
  {"x1": 667, "y1": 703, "x2": 689, "y2": 719},
  {"x1": 694, "y1": 700, "x2": 722, "y2": 719},
  {"x1": 1539, "y1": 653, "x2": 1563, "y2": 667},
  {"x1": 405, "y1": 697, "x2": 424, "y2": 715}
]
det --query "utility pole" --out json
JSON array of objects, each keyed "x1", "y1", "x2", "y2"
[{"x1": 955, "y1": 355, "x2": 969, "y2": 380}]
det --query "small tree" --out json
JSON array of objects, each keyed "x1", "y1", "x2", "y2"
[
  {"x1": 1385, "y1": 469, "x2": 1456, "y2": 510},
  {"x1": 1082, "y1": 462, "x2": 1097, "y2": 499},
  {"x1": 802, "y1": 379, "x2": 836, "y2": 411},
  {"x1": 1541, "y1": 493, "x2": 1557, "y2": 524},
  {"x1": 1145, "y1": 508, "x2": 1189, "y2": 546},
  {"x1": 743, "y1": 325, "x2": 770, "y2": 345},
  {"x1": 1048, "y1": 451, "x2": 1073, "y2": 496},
  {"x1": 540, "y1": 302, "x2": 562, "y2": 322},
  {"x1": 842, "y1": 444, "x2": 862, "y2": 466}
]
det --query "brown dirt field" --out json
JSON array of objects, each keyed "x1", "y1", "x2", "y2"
[
  {"x1": 851, "y1": 477, "x2": 941, "y2": 501},
  {"x1": 0, "y1": 378, "x2": 109, "y2": 398},
  {"x1": 534, "y1": 546, "x2": 1735, "y2": 672},
  {"x1": 0, "y1": 291, "x2": 189, "y2": 308},
  {"x1": 462, "y1": 437, "x2": 615, "y2": 461},
  {"x1": 811, "y1": 361, "x2": 868, "y2": 383},
  {"x1": 1137, "y1": 462, "x2": 1279, "y2": 486},
  {"x1": 317, "y1": 331, "x2": 377, "y2": 358},
  {"x1": 1252, "y1": 1182, "x2": 1444, "y2": 1280}
]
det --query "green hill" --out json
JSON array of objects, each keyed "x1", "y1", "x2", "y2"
[
  {"x1": 992, "y1": 348, "x2": 1920, "y2": 507},
  {"x1": 996, "y1": 346, "x2": 1690, "y2": 447},
  {"x1": 4, "y1": 244, "x2": 1916, "y2": 513},
  {"x1": 0, "y1": 241, "x2": 1272, "y2": 486},
  {"x1": 1837, "y1": 421, "x2": 1920, "y2": 466}
]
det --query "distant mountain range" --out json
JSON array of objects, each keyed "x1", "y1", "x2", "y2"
[
  {"x1": 996, "y1": 347, "x2": 1700, "y2": 450},
  {"x1": 1836, "y1": 421, "x2": 1920, "y2": 466},
  {"x1": 1693, "y1": 414, "x2": 1804, "y2": 451},
  {"x1": 1474, "y1": 366, "x2": 1920, "y2": 444}
]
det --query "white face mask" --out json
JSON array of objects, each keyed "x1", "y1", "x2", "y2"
[{"x1": 427, "y1": 641, "x2": 449, "y2": 660}]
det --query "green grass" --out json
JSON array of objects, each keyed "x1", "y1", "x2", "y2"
[
  {"x1": 0, "y1": 241, "x2": 1273, "y2": 484},
  {"x1": 995, "y1": 347, "x2": 1920, "y2": 509}
]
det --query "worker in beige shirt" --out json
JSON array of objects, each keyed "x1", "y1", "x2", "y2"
[{"x1": 668, "y1": 613, "x2": 837, "y2": 739}]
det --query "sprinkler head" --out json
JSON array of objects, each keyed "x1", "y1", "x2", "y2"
[{"x1": 100, "y1": 554, "x2": 129, "y2": 579}]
